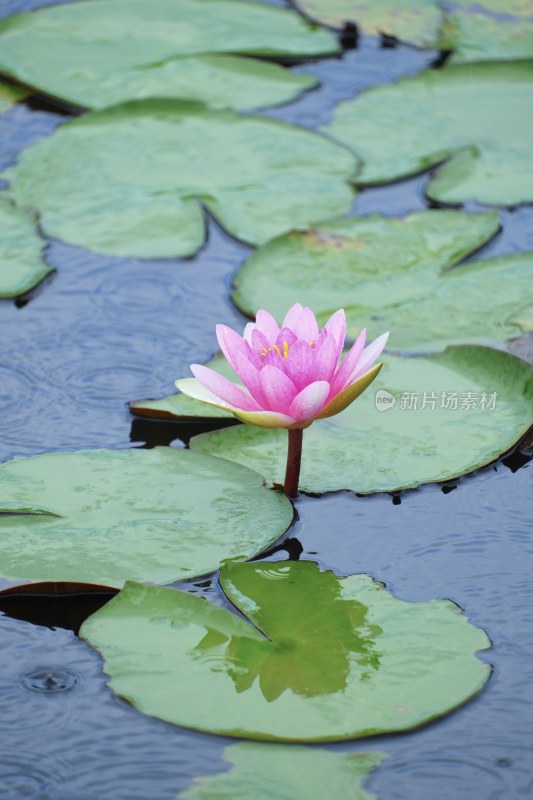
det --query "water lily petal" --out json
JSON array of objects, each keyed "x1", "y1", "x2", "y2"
[
  {"x1": 290, "y1": 306, "x2": 320, "y2": 342},
  {"x1": 311, "y1": 331, "x2": 339, "y2": 383},
  {"x1": 259, "y1": 364, "x2": 298, "y2": 413},
  {"x1": 242, "y1": 322, "x2": 256, "y2": 345},
  {"x1": 323, "y1": 308, "x2": 346, "y2": 361},
  {"x1": 255, "y1": 309, "x2": 280, "y2": 342},
  {"x1": 216, "y1": 324, "x2": 250, "y2": 374},
  {"x1": 289, "y1": 380, "x2": 330, "y2": 422},
  {"x1": 175, "y1": 378, "x2": 243, "y2": 414},
  {"x1": 330, "y1": 328, "x2": 366, "y2": 396},
  {"x1": 282, "y1": 302, "x2": 304, "y2": 330},
  {"x1": 231, "y1": 408, "x2": 299, "y2": 428},
  {"x1": 285, "y1": 338, "x2": 315, "y2": 390},
  {"x1": 317, "y1": 363, "x2": 383, "y2": 419},
  {"x1": 191, "y1": 365, "x2": 262, "y2": 411},
  {"x1": 347, "y1": 332, "x2": 390, "y2": 385}
]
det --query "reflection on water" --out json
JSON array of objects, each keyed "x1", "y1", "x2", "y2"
[{"x1": 191, "y1": 566, "x2": 381, "y2": 702}]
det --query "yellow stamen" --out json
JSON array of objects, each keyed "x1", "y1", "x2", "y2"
[{"x1": 261, "y1": 341, "x2": 291, "y2": 359}]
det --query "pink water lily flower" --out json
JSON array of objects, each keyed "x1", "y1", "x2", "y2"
[{"x1": 176, "y1": 304, "x2": 388, "y2": 430}]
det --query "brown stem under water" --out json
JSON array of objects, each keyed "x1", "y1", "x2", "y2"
[{"x1": 284, "y1": 428, "x2": 303, "y2": 498}]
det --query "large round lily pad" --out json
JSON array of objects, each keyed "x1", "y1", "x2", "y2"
[
  {"x1": 231, "y1": 210, "x2": 500, "y2": 328},
  {"x1": 2, "y1": 100, "x2": 357, "y2": 258},
  {"x1": 0, "y1": 0, "x2": 336, "y2": 111},
  {"x1": 80, "y1": 561, "x2": 491, "y2": 741},
  {"x1": 179, "y1": 743, "x2": 385, "y2": 800},
  {"x1": 191, "y1": 347, "x2": 533, "y2": 493},
  {"x1": 324, "y1": 61, "x2": 533, "y2": 206},
  {"x1": 0, "y1": 448, "x2": 293, "y2": 587},
  {"x1": 0, "y1": 196, "x2": 51, "y2": 298},
  {"x1": 292, "y1": 0, "x2": 442, "y2": 47}
]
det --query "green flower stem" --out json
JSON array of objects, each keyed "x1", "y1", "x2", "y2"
[{"x1": 284, "y1": 428, "x2": 303, "y2": 498}]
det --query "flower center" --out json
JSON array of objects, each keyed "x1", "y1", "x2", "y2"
[
  {"x1": 261, "y1": 341, "x2": 290, "y2": 359},
  {"x1": 260, "y1": 341, "x2": 316, "y2": 360}
]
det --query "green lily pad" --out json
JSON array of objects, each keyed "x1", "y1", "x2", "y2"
[
  {"x1": 292, "y1": 0, "x2": 442, "y2": 47},
  {"x1": 131, "y1": 355, "x2": 234, "y2": 421},
  {"x1": 324, "y1": 61, "x2": 533, "y2": 206},
  {"x1": 179, "y1": 743, "x2": 386, "y2": 800},
  {"x1": 80, "y1": 561, "x2": 491, "y2": 741},
  {"x1": 231, "y1": 209, "x2": 500, "y2": 326},
  {"x1": 0, "y1": 196, "x2": 51, "y2": 298},
  {"x1": 0, "y1": 77, "x2": 27, "y2": 113},
  {"x1": 349, "y1": 252, "x2": 533, "y2": 353},
  {"x1": 0, "y1": 448, "x2": 293, "y2": 587},
  {"x1": 191, "y1": 347, "x2": 533, "y2": 493},
  {"x1": 2, "y1": 100, "x2": 357, "y2": 258},
  {"x1": 0, "y1": 0, "x2": 337, "y2": 111},
  {"x1": 441, "y1": 1, "x2": 533, "y2": 64}
]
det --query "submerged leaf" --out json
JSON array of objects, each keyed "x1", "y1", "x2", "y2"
[
  {"x1": 81, "y1": 561, "x2": 491, "y2": 741},
  {"x1": 0, "y1": 448, "x2": 293, "y2": 587},
  {"x1": 191, "y1": 347, "x2": 533, "y2": 493},
  {"x1": 179, "y1": 743, "x2": 385, "y2": 799},
  {"x1": 325, "y1": 61, "x2": 533, "y2": 206},
  {"x1": 0, "y1": 0, "x2": 336, "y2": 111},
  {"x1": 2, "y1": 100, "x2": 357, "y2": 258}
]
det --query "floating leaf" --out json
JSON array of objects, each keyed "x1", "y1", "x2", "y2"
[
  {"x1": 81, "y1": 561, "x2": 491, "y2": 741},
  {"x1": 324, "y1": 61, "x2": 533, "y2": 206},
  {"x1": 0, "y1": 196, "x2": 51, "y2": 298},
  {"x1": 191, "y1": 347, "x2": 533, "y2": 493},
  {"x1": 0, "y1": 0, "x2": 337, "y2": 111},
  {"x1": 0, "y1": 77, "x2": 27, "y2": 113},
  {"x1": 350, "y1": 252, "x2": 533, "y2": 353},
  {"x1": 2, "y1": 100, "x2": 357, "y2": 258},
  {"x1": 131, "y1": 355, "x2": 234, "y2": 421},
  {"x1": 179, "y1": 743, "x2": 386, "y2": 800},
  {"x1": 441, "y1": 1, "x2": 533, "y2": 64},
  {"x1": 292, "y1": 0, "x2": 442, "y2": 47},
  {"x1": 0, "y1": 448, "x2": 293, "y2": 587},
  {"x1": 232, "y1": 210, "x2": 500, "y2": 328}
]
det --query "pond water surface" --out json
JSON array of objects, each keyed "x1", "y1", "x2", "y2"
[{"x1": 0, "y1": 1, "x2": 532, "y2": 798}]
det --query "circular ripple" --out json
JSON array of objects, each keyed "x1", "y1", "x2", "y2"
[
  {"x1": 0, "y1": 751, "x2": 57, "y2": 800},
  {"x1": 21, "y1": 667, "x2": 79, "y2": 694}
]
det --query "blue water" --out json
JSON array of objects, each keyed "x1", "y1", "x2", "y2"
[{"x1": 0, "y1": 1, "x2": 532, "y2": 798}]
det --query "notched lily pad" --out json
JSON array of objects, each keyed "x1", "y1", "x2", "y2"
[
  {"x1": 2, "y1": 100, "x2": 358, "y2": 258},
  {"x1": 231, "y1": 210, "x2": 500, "y2": 332},
  {"x1": 179, "y1": 743, "x2": 386, "y2": 800},
  {"x1": 191, "y1": 347, "x2": 533, "y2": 494},
  {"x1": 0, "y1": 448, "x2": 293, "y2": 587},
  {"x1": 347, "y1": 252, "x2": 533, "y2": 353},
  {"x1": 0, "y1": 0, "x2": 337, "y2": 111},
  {"x1": 324, "y1": 61, "x2": 533, "y2": 206},
  {"x1": 81, "y1": 561, "x2": 491, "y2": 741},
  {"x1": 0, "y1": 196, "x2": 52, "y2": 298}
]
